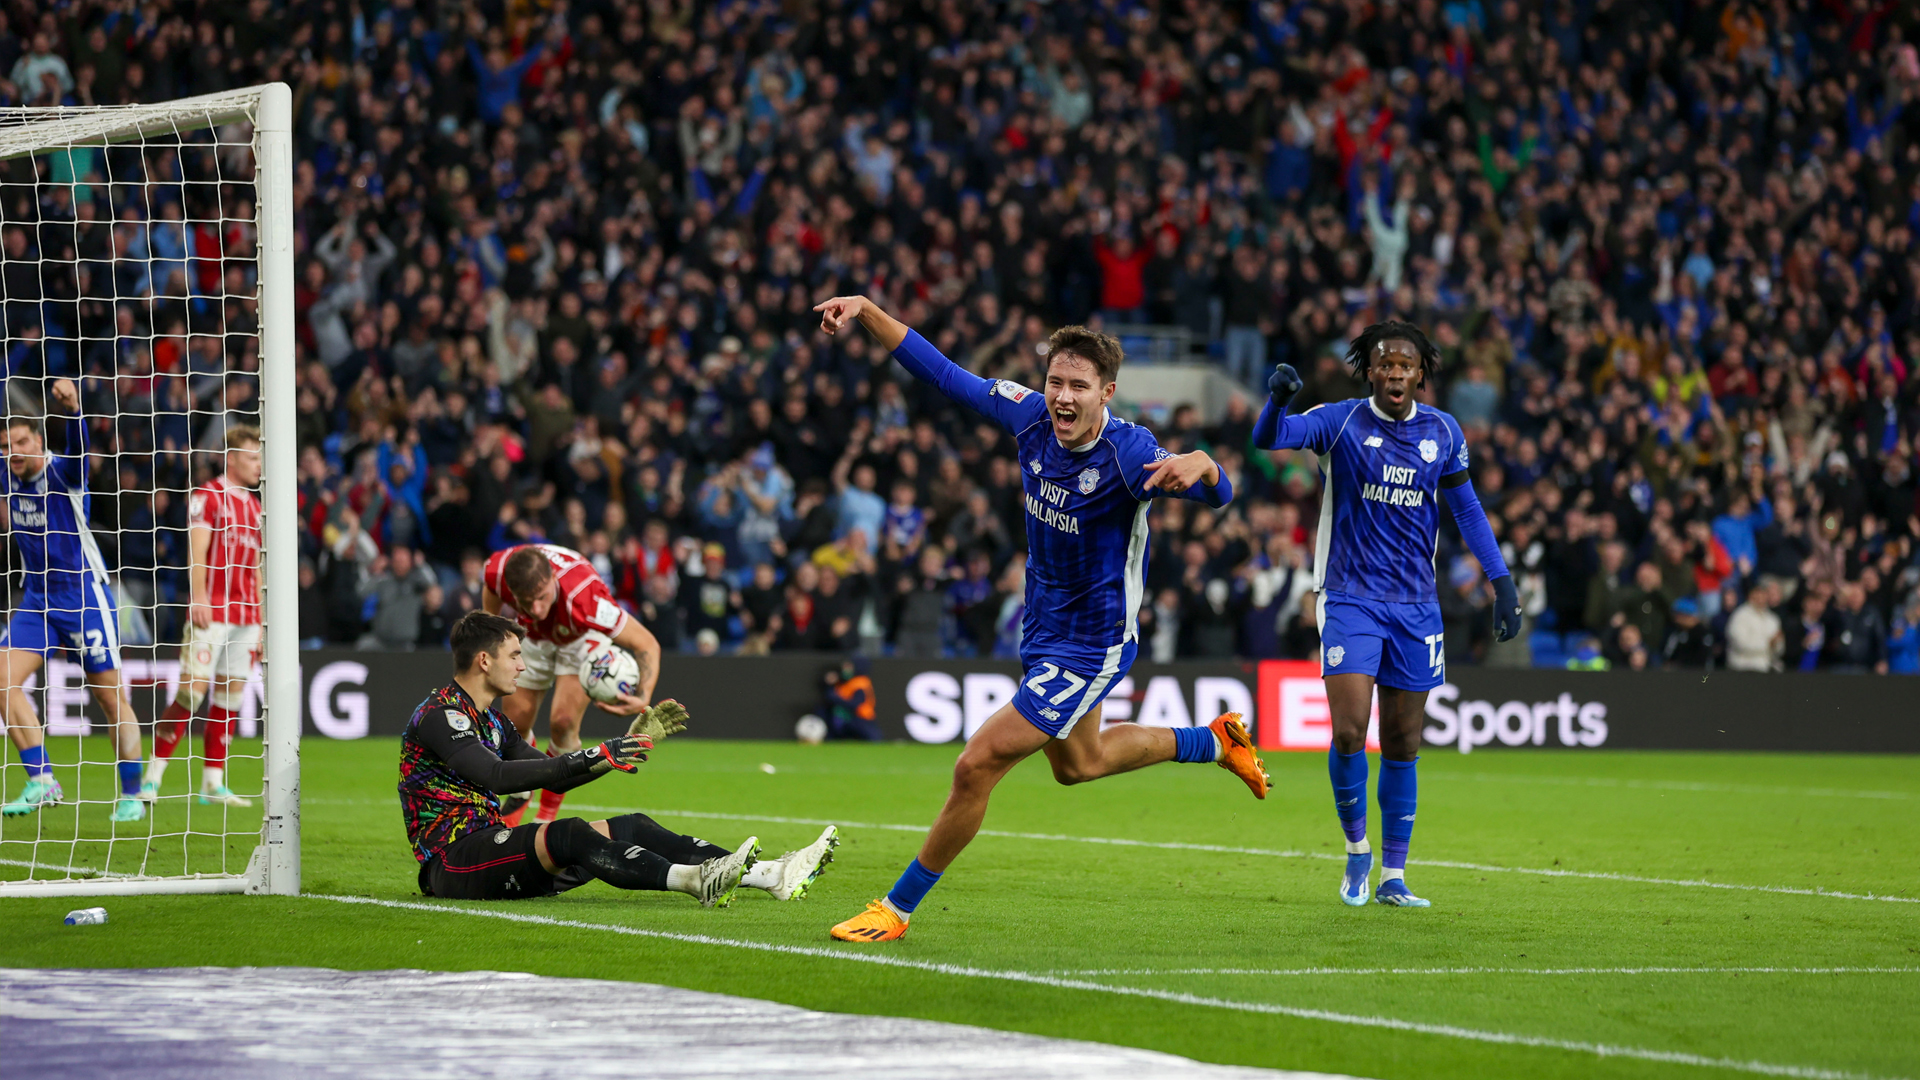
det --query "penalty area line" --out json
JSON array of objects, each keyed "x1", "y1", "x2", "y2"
[
  {"x1": 564, "y1": 804, "x2": 1920, "y2": 905},
  {"x1": 309, "y1": 893, "x2": 1901, "y2": 1080}
]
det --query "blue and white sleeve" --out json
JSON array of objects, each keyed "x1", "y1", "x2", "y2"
[
  {"x1": 1252, "y1": 399, "x2": 1346, "y2": 453},
  {"x1": 892, "y1": 330, "x2": 1047, "y2": 434},
  {"x1": 49, "y1": 412, "x2": 89, "y2": 488},
  {"x1": 1435, "y1": 411, "x2": 1507, "y2": 578},
  {"x1": 1113, "y1": 428, "x2": 1233, "y2": 509}
]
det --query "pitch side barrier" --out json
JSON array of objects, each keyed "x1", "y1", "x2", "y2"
[{"x1": 63, "y1": 650, "x2": 1909, "y2": 752}]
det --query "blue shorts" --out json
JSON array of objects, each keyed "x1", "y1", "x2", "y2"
[
  {"x1": 1, "y1": 591, "x2": 123, "y2": 674},
  {"x1": 1012, "y1": 640, "x2": 1137, "y2": 739},
  {"x1": 1317, "y1": 591, "x2": 1444, "y2": 692}
]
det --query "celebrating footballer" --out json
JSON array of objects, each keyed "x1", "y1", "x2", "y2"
[
  {"x1": 1253, "y1": 321, "x2": 1522, "y2": 907},
  {"x1": 813, "y1": 294, "x2": 1272, "y2": 943}
]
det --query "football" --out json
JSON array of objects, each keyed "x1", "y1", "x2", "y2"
[
  {"x1": 577, "y1": 635, "x2": 641, "y2": 705},
  {"x1": 794, "y1": 714, "x2": 828, "y2": 745}
]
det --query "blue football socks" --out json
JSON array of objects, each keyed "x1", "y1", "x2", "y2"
[
  {"x1": 1329, "y1": 747, "x2": 1368, "y2": 844},
  {"x1": 20, "y1": 745, "x2": 51, "y2": 779},
  {"x1": 118, "y1": 760, "x2": 142, "y2": 797},
  {"x1": 1379, "y1": 756, "x2": 1418, "y2": 872},
  {"x1": 1173, "y1": 725, "x2": 1218, "y2": 763},
  {"x1": 885, "y1": 858, "x2": 943, "y2": 915}
]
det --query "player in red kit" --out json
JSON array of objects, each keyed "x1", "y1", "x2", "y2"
[
  {"x1": 483, "y1": 544, "x2": 658, "y2": 823},
  {"x1": 141, "y1": 424, "x2": 263, "y2": 806}
]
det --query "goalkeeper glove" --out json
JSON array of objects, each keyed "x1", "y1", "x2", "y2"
[
  {"x1": 1268, "y1": 363, "x2": 1303, "y2": 408},
  {"x1": 579, "y1": 734, "x2": 652, "y2": 775},
  {"x1": 628, "y1": 699, "x2": 690, "y2": 742},
  {"x1": 1491, "y1": 576, "x2": 1522, "y2": 642}
]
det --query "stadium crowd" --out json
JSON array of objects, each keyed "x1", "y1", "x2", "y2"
[{"x1": 4, "y1": 0, "x2": 1920, "y2": 674}]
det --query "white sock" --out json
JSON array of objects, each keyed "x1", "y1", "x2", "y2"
[
  {"x1": 202, "y1": 766, "x2": 224, "y2": 791},
  {"x1": 741, "y1": 860, "x2": 783, "y2": 891},
  {"x1": 145, "y1": 758, "x2": 168, "y2": 786},
  {"x1": 880, "y1": 896, "x2": 910, "y2": 922},
  {"x1": 1380, "y1": 868, "x2": 1405, "y2": 883},
  {"x1": 1345, "y1": 838, "x2": 1371, "y2": 855},
  {"x1": 1210, "y1": 731, "x2": 1225, "y2": 761},
  {"x1": 665, "y1": 864, "x2": 702, "y2": 896}
]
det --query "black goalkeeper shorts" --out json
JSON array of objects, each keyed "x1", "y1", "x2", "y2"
[{"x1": 422, "y1": 822, "x2": 557, "y2": 900}]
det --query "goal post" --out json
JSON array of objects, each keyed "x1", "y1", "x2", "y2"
[{"x1": 0, "y1": 84, "x2": 299, "y2": 898}]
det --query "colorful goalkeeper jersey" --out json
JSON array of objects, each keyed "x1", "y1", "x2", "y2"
[{"x1": 398, "y1": 682, "x2": 516, "y2": 866}]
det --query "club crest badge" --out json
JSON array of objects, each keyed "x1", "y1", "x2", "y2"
[
  {"x1": 1418, "y1": 439, "x2": 1439, "y2": 463},
  {"x1": 1077, "y1": 467, "x2": 1100, "y2": 494},
  {"x1": 1326, "y1": 645, "x2": 1345, "y2": 667}
]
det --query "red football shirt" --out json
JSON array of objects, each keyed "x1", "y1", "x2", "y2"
[
  {"x1": 187, "y1": 475, "x2": 262, "y2": 626},
  {"x1": 484, "y1": 543, "x2": 627, "y2": 645}
]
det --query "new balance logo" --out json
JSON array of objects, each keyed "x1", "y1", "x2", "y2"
[
  {"x1": 1399, "y1": 815, "x2": 1416, "y2": 822},
  {"x1": 1364, "y1": 436, "x2": 1383, "y2": 447},
  {"x1": 1337, "y1": 798, "x2": 1359, "y2": 808}
]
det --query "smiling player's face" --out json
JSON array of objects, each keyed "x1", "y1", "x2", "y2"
[
  {"x1": 1368, "y1": 339, "x2": 1421, "y2": 419},
  {"x1": 1044, "y1": 353, "x2": 1114, "y2": 447},
  {"x1": 7, "y1": 423, "x2": 45, "y2": 479}
]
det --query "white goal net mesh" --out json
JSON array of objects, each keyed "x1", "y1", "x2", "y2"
[{"x1": 0, "y1": 88, "x2": 294, "y2": 894}]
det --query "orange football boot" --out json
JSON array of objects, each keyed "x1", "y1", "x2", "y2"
[
  {"x1": 1210, "y1": 712, "x2": 1271, "y2": 799},
  {"x1": 831, "y1": 899, "x2": 910, "y2": 942}
]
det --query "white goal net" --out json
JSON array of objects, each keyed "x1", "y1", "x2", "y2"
[{"x1": 0, "y1": 85, "x2": 297, "y2": 897}]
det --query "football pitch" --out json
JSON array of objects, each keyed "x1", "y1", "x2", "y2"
[{"x1": 4, "y1": 737, "x2": 1917, "y2": 1080}]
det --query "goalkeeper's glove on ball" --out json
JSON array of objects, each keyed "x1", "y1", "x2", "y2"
[
  {"x1": 628, "y1": 699, "x2": 690, "y2": 742},
  {"x1": 580, "y1": 734, "x2": 652, "y2": 775}
]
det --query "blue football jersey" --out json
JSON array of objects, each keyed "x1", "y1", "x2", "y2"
[
  {"x1": 890, "y1": 331, "x2": 1233, "y2": 671},
  {"x1": 1287, "y1": 398, "x2": 1471, "y2": 603},
  {"x1": 2, "y1": 414, "x2": 114, "y2": 608}
]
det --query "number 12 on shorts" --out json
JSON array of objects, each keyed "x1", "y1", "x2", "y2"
[
  {"x1": 1425, "y1": 632, "x2": 1444, "y2": 676},
  {"x1": 1025, "y1": 662, "x2": 1087, "y2": 705}
]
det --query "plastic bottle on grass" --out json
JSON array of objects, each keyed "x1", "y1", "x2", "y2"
[{"x1": 64, "y1": 907, "x2": 108, "y2": 926}]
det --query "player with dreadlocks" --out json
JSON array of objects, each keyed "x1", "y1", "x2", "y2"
[{"x1": 1253, "y1": 320, "x2": 1521, "y2": 907}]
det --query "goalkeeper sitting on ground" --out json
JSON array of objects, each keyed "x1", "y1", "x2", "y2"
[{"x1": 400, "y1": 612, "x2": 838, "y2": 906}]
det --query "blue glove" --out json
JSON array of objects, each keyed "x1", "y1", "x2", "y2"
[
  {"x1": 1268, "y1": 363, "x2": 1302, "y2": 407},
  {"x1": 1491, "y1": 576, "x2": 1522, "y2": 642}
]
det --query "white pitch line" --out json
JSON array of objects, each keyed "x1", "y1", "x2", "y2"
[
  {"x1": 309, "y1": 893, "x2": 1905, "y2": 1080},
  {"x1": 565, "y1": 805, "x2": 1920, "y2": 905},
  {"x1": 0, "y1": 857, "x2": 132, "y2": 879},
  {"x1": 1453, "y1": 773, "x2": 1915, "y2": 801},
  {"x1": 1052, "y1": 967, "x2": 1920, "y2": 978}
]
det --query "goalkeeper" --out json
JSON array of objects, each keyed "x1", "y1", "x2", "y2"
[{"x1": 401, "y1": 613, "x2": 838, "y2": 905}]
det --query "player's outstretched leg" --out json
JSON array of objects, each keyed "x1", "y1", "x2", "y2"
[
  {"x1": 1331, "y1": 745, "x2": 1372, "y2": 905},
  {"x1": 1373, "y1": 756, "x2": 1429, "y2": 907},
  {"x1": 740, "y1": 825, "x2": 840, "y2": 901},
  {"x1": 538, "y1": 817, "x2": 758, "y2": 908},
  {"x1": 833, "y1": 705, "x2": 1051, "y2": 942}
]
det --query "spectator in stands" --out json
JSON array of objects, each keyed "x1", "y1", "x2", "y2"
[
  {"x1": 1663, "y1": 598, "x2": 1718, "y2": 670},
  {"x1": 678, "y1": 543, "x2": 741, "y2": 650},
  {"x1": 356, "y1": 546, "x2": 436, "y2": 651},
  {"x1": 1726, "y1": 583, "x2": 1786, "y2": 673},
  {"x1": 1825, "y1": 582, "x2": 1891, "y2": 674},
  {"x1": 1617, "y1": 563, "x2": 1673, "y2": 659},
  {"x1": 1786, "y1": 594, "x2": 1831, "y2": 673},
  {"x1": 1889, "y1": 594, "x2": 1920, "y2": 675},
  {"x1": 891, "y1": 546, "x2": 952, "y2": 659}
]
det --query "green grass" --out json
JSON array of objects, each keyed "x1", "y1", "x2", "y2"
[{"x1": 4, "y1": 737, "x2": 1918, "y2": 1079}]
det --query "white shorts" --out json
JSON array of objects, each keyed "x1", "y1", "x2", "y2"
[
  {"x1": 178, "y1": 621, "x2": 262, "y2": 685},
  {"x1": 516, "y1": 633, "x2": 606, "y2": 693}
]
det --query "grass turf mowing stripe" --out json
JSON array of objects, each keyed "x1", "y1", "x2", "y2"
[
  {"x1": 1051, "y1": 967, "x2": 1920, "y2": 977},
  {"x1": 562, "y1": 804, "x2": 1920, "y2": 905},
  {"x1": 309, "y1": 893, "x2": 1903, "y2": 1080}
]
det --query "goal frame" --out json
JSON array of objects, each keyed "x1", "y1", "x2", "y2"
[{"x1": 0, "y1": 84, "x2": 299, "y2": 898}]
